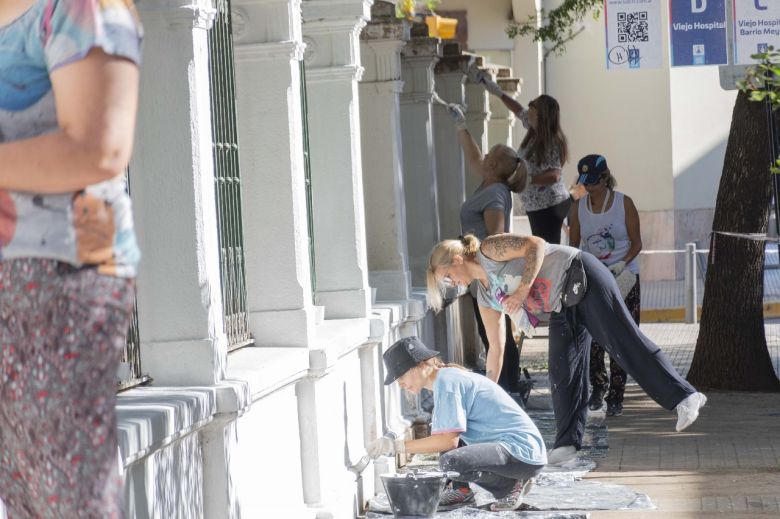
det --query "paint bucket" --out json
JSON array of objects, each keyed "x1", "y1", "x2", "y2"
[{"x1": 380, "y1": 471, "x2": 448, "y2": 518}]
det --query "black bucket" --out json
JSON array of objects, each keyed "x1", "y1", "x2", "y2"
[{"x1": 380, "y1": 472, "x2": 447, "y2": 518}]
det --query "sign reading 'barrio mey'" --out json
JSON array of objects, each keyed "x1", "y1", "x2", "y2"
[
  {"x1": 733, "y1": 0, "x2": 780, "y2": 64},
  {"x1": 670, "y1": 0, "x2": 728, "y2": 66}
]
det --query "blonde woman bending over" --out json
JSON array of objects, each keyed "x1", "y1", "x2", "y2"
[{"x1": 426, "y1": 234, "x2": 707, "y2": 466}]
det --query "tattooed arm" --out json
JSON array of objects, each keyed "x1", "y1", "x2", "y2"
[
  {"x1": 481, "y1": 234, "x2": 546, "y2": 315},
  {"x1": 478, "y1": 304, "x2": 505, "y2": 384}
]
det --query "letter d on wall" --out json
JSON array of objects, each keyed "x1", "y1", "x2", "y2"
[
  {"x1": 691, "y1": 0, "x2": 706, "y2": 13},
  {"x1": 754, "y1": 0, "x2": 767, "y2": 11}
]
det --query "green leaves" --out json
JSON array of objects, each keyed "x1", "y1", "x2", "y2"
[
  {"x1": 741, "y1": 47, "x2": 780, "y2": 110},
  {"x1": 506, "y1": 0, "x2": 603, "y2": 56},
  {"x1": 740, "y1": 48, "x2": 780, "y2": 171},
  {"x1": 394, "y1": 0, "x2": 441, "y2": 19}
]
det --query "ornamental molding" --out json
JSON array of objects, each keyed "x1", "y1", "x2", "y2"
[
  {"x1": 304, "y1": 64, "x2": 365, "y2": 83},
  {"x1": 163, "y1": 5, "x2": 217, "y2": 30},
  {"x1": 234, "y1": 41, "x2": 307, "y2": 62},
  {"x1": 399, "y1": 92, "x2": 434, "y2": 105}
]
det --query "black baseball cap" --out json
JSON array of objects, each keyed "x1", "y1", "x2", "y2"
[
  {"x1": 577, "y1": 154, "x2": 609, "y2": 185},
  {"x1": 383, "y1": 337, "x2": 440, "y2": 385}
]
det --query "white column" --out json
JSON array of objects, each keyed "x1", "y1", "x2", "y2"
[
  {"x1": 231, "y1": 0, "x2": 315, "y2": 347},
  {"x1": 359, "y1": 1, "x2": 412, "y2": 302},
  {"x1": 488, "y1": 68, "x2": 520, "y2": 149},
  {"x1": 303, "y1": 0, "x2": 373, "y2": 319},
  {"x1": 400, "y1": 33, "x2": 441, "y2": 287},
  {"x1": 433, "y1": 41, "x2": 471, "y2": 242},
  {"x1": 130, "y1": 2, "x2": 227, "y2": 386},
  {"x1": 463, "y1": 60, "x2": 492, "y2": 196},
  {"x1": 511, "y1": 0, "x2": 543, "y2": 105}
]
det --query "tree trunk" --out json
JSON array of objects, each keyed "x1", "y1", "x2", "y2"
[{"x1": 687, "y1": 91, "x2": 780, "y2": 391}]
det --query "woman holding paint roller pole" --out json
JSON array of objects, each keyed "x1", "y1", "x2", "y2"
[
  {"x1": 368, "y1": 336, "x2": 547, "y2": 512},
  {"x1": 425, "y1": 233, "x2": 707, "y2": 466},
  {"x1": 445, "y1": 103, "x2": 528, "y2": 393},
  {"x1": 475, "y1": 72, "x2": 572, "y2": 245}
]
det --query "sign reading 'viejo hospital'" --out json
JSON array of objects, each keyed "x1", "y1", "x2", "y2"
[
  {"x1": 734, "y1": 0, "x2": 780, "y2": 64},
  {"x1": 669, "y1": 0, "x2": 728, "y2": 66}
]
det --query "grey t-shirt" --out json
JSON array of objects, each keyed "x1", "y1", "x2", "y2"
[
  {"x1": 476, "y1": 243, "x2": 579, "y2": 319},
  {"x1": 459, "y1": 183, "x2": 512, "y2": 240}
]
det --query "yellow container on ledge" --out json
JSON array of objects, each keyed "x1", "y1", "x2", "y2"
[{"x1": 426, "y1": 15, "x2": 458, "y2": 39}]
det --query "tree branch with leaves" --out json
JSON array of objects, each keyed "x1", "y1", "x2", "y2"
[{"x1": 506, "y1": 0, "x2": 603, "y2": 56}]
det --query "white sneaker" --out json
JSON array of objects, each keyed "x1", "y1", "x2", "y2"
[
  {"x1": 547, "y1": 445, "x2": 577, "y2": 465},
  {"x1": 675, "y1": 392, "x2": 707, "y2": 432}
]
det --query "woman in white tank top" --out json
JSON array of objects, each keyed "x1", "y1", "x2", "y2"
[{"x1": 568, "y1": 154, "x2": 643, "y2": 417}]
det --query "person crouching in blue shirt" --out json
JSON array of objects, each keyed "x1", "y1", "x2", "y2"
[{"x1": 368, "y1": 337, "x2": 547, "y2": 512}]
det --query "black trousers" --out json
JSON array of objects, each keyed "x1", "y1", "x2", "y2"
[
  {"x1": 526, "y1": 197, "x2": 572, "y2": 244},
  {"x1": 590, "y1": 277, "x2": 641, "y2": 406},
  {"x1": 548, "y1": 253, "x2": 695, "y2": 449},
  {"x1": 471, "y1": 295, "x2": 520, "y2": 393},
  {"x1": 440, "y1": 443, "x2": 544, "y2": 498}
]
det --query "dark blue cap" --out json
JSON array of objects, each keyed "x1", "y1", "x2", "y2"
[{"x1": 577, "y1": 154, "x2": 608, "y2": 185}]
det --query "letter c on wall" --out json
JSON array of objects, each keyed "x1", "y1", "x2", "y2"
[{"x1": 755, "y1": 0, "x2": 767, "y2": 11}]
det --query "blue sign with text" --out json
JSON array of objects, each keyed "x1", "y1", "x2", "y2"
[{"x1": 670, "y1": 0, "x2": 728, "y2": 66}]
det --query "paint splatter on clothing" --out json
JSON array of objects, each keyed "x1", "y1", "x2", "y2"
[
  {"x1": 0, "y1": 259, "x2": 135, "y2": 518},
  {"x1": 0, "y1": 0, "x2": 143, "y2": 277}
]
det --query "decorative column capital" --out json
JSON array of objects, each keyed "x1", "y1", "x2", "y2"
[
  {"x1": 302, "y1": 0, "x2": 372, "y2": 76},
  {"x1": 360, "y1": 3, "x2": 409, "y2": 83},
  {"x1": 302, "y1": 0, "x2": 373, "y2": 24},
  {"x1": 434, "y1": 41, "x2": 473, "y2": 76},
  {"x1": 151, "y1": 4, "x2": 217, "y2": 30},
  {"x1": 400, "y1": 36, "x2": 441, "y2": 104},
  {"x1": 361, "y1": 0, "x2": 409, "y2": 42},
  {"x1": 231, "y1": 0, "x2": 303, "y2": 45},
  {"x1": 400, "y1": 36, "x2": 441, "y2": 61},
  {"x1": 463, "y1": 60, "x2": 491, "y2": 121}
]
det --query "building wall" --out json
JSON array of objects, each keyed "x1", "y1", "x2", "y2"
[{"x1": 470, "y1": 0, "x2": 736, "y2": 278}]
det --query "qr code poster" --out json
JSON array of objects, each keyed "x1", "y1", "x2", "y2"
[{"x1": 605, "y1": 0, "x2": 663, "y2": 70}]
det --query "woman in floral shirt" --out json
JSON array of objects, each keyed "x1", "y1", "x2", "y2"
[
  {"x1": 477, "y1": 73, "x2": 572, "y2": 244},
  {"x1": 0, "y1": 1, "x2": 142, "y2": 517}
]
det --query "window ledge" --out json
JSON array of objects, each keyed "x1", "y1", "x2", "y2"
[
  {"x1": 226, "y1": 347, "x2": 310, "y2": 401},
  {"x1": 116, "y1": 386, "x2": 217, "y2": 467},
  {"x1": 308, "y1": 318, "x2": 371, "y2": 373}
]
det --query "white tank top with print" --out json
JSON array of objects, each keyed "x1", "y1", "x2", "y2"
[{"x1": 577, "y1": 191, "x2": 639, "y2": 274}]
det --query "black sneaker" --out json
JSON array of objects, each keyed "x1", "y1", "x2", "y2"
[
  {"x1": 438, "y1": 488, "x2": 475, "y2": 511},
  {"x1": 587, "y1": 391, "x2": 605, "y2": 411},
  {"x1": 490, "y1": 479, "x2": 534, "y2": 512},
  {"x1": 606, "y1": 402, "x2": 623, "y2": 416}
]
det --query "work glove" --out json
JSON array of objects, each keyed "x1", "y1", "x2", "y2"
[
  {"x1": 447, "y1": 104, "x2": 468, "y2": 130},
  {"x1": 608, "y1": 261, "x2": 626, "y2": 276},
  {"x1": 367, "y1": 434, "x2": 406, "y2": 459},
  {"x1": 476, "y1": 70, "x2": 504, "y2": 98}
]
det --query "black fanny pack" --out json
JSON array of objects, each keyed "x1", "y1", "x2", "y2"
[{"x1": 561, "y1": 255, "x2": 587, "y2": 307}]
